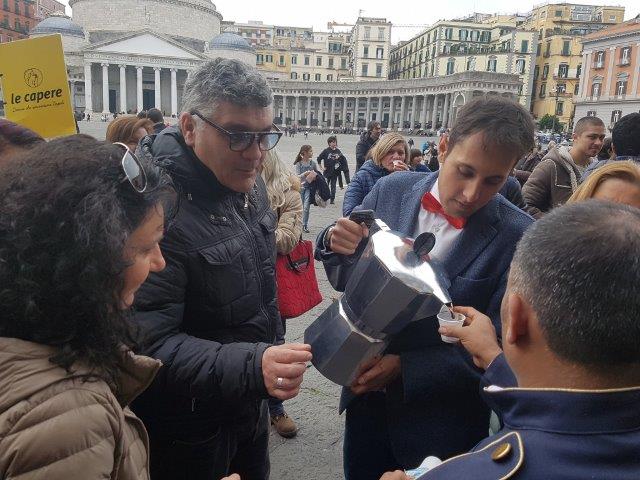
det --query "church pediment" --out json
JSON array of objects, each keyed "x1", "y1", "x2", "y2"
[{"x1": 88, "y1": 32, "x2": 203, "y2": 60}]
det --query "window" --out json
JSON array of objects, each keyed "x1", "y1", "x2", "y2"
[
  {"x1": 556, "y1": 83, "x2": 566, "y2": 93},
  {"x1": 591, "y1": 82, "x2": 601, "y2": 97},
  {"x1": 341, "y1": 58, "x2": 347, "y2": 69},
  {"x1": 555, "y1": 9, "x2": 562, "y2": 17},
  {"x1": 520, "y1": 40, "x2": 529, "y2": 53},
  {"x1": 576, "y1": 64, "x2": 582, "y2": 78},
  {"x1": 327, "y1": 74, "x2": 333, "y2": 81},
  {"x1": 444, "y1": 27, "x2": 453, "y2": 40},
  {"x1": 558, "y1": 63, "x2": 568, "y2": 78},
  {"x1": 328, "y1": 57, "x2": 334, "y2": 68},
  {"x1": 486, "y1": 57, "x2": 497, "y2": 72},
  {"x1": 364, "y1": 27, "x2": 371, "y2": 39},
  {"x1": 611, "y1": 110, "x2": 622, "y2": 123},
  {"x1": 304, "y1": 56, "x2": 310, "y2": 66},
  {"x1": 376, "y1": 47, "x2": 384, "y2": 59},
  {"x1": 466, "y1": 57, "x2": 476, "y2": 70},
  {"x1": 595, "y1": 51, "x2": 605, "y2": 68},
  {"x1": 516, "y1": 59, "x2": 525, "y2": 74},
  {"x1": 291, "y1": 72, "x2": 298, "y2": 79},
  {"x1": 539, "y1": 82, "x2": 546, "y2": 96},
  {"x1": 376, "y1": 64, "x2": 383, "y2": 77},
  {"x1": 265, "y1": 54, "x2": 273, "y2": 63},
  {"x1": 362, "y1": 63, "x2": 369, "y2": 76},
  {"x1": 620, "y1": 46, "x2": 631, "y2": 65},
  {"x1": 316, "y1": 56, "x2": 322, "y2": 66},
  {"x1": 561, "y1": 41, "x2": 570, "y2": 56},
  {"x1": 574, "y1": 83, "x2": 580, "y2": 95},
  {"x1": 609, "y1": 15, "x2": 617, "y2": 21},
  {"x1": 459, "y1": 29, "x2": 468, "y2": 41},
  {"x1": 616, "y1": 80, "x2": 627, "y2": 96},
  {"x1": 302, "y1": 73, "x2": 310, "y2": 81},
  {"x1": 446, "y1": 58, "x2": 455, "y2": 75},
  {"x1": 315, "y1": 73, "x2": 321, "y2": 81},
  {"x1": 378, "y1": 27, "x2": 385, "y2": 40},
  {"x1": 256, "y1": 54, "x2": 264, "y2": 64},
  {"x1": 279, "y1": 55, "x2": 285, "y2": 66},
  {"x1": 587, "y1": 110, "x2": 596, "y2": 117},
  {"x1": 556, "y1": 102, "x2": 564, "y2": 116},
  {"x1": 542, "y1": 64, "x2": 549, "y2": 79},
  {"x1": 363, "y1": 45, "x2": 369, "y2": 58},
  {"x1": 291, "y1": 55, "x2": 297, "y2": 65}
]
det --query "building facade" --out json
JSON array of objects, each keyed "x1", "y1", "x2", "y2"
[
  {"x1": 1, "y1": 0, "x2": 36, "y2": 43},
  {"x1": 389, "y1": 15, "x2": 537, "y2": 109},
  {"x1": 524, "y1": 2, "x2": 625, "y2": 130},
  {"x1": 350, "y1": 17, "x2": 392, "y2": 81},
  {"x1": 575, "y1": 16, "x2": 640, "y2": 129},
  {"x1": 34, "y1": 0, "x2": 64, "y2": 19}
]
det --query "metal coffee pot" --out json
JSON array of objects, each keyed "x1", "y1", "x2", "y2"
[{"x1": 304, "y1": 219, "x2": 452, "y2": 386}]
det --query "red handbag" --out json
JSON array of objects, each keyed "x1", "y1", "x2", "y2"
[{"x1": 276, "y1": 239, "x2": 322, "y2": 319}]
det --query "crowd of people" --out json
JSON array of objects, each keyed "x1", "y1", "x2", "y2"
[{"x1": 1, "y1": 57, "x2": 640, "y2": 480}]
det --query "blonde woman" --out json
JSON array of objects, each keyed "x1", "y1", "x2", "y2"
[
  {"x1": 261, "y1": 149, "x2": 303, "y2": 439},
  {"x1": 568, "y1": 161, "x2": 640, "y2": 209},
  {"x1": 343, "y1": 132, "x2": 409, "y2": 216}
]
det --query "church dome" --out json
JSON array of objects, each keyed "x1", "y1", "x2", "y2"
[
  {"x1": 210, "y1": 32, "x2": 253, "y2": 52},
  {"x1": 31, "y1": 12, "x2": 85, "y2": 38}
]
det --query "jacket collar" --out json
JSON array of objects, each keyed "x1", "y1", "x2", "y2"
[
  {"x1": 397, "y1": 171, "x2": 501, "y2": 279},
  {"x1": 484, "y1": 383, "x2": 640, "y2": 434}
]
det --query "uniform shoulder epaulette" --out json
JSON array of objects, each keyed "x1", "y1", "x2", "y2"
[{"x1": 420, "y1": 432, "x2": 524, "y2": 480}]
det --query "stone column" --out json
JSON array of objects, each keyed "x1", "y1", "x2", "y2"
[
  {"x1": 170, "y1": 68, "x2": 178, "y2": 117},
  {"x1": 281, "y1": 95, "x2": 287, "y2": 125},
  {"x1": 442, "y1": 93, "x2": 451, "y2": 128},
  {"x1": 420, "y1": 94, "x2": 429, "y2": 127},
  {"x1": 578, "y1": 51, "x2": 591, "y2": 99},
  {"x1": 318, "y1": 96, "x2": 324, "y2": 126},
  {"x1": 329, "y1": 97, "x2": 336, "y2": 128},
  {"x1": 306, "y1": 97, "x2": 312, "y2": 127},
  {"x1": 603, "y1": 47, "x2": 616, "y2": 98},
  {"x1": 431, "y1": 94, "x2": 439, "y2": 127},
  {"x1": 389, "y1": 96, "x2": 395, "y2": 129},
  {"x1": 411, "y1": 95, "x2": 419, "y2": 128},
  {"x1": 365, "y1": 97, "x2": 372, "y2": 124},
  {"x1": 154, "y1": 67, "x2": 161, "y2": 109},
  {"x1": 376, "y1": 96, "x2": 383, "y2": 123},
  {"x1": 399, "y1": 96, "x2": 407, "y2": 129},
  {"x1": 342, "y1": 96, "x2": 348, "y2": 127},
  {"x1": 294, "y1": 96, "x2": 300, "y2": 124},
  {"x1": 119, "y1": 65, "x2": 127, "y2": 114},
  {"x1": 83, "y1": 62, "x2": 93, "y2": 115},
  {"x1": 101, "y1": 63, "x2": 110, "y2": 114},
  {"x1": 136, "y1": 67, "x2": 143, "y2": 113},
  {"x1": 632, "y1": 43, "x2": 640, "y2": 96},
  {"x1": 352, "y1": 97, "x2": 358, "y2": 128}
]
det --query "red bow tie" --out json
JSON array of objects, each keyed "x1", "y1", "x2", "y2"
[{"x1": 421, "y1": 192, "x2": 467, "y2": 229}]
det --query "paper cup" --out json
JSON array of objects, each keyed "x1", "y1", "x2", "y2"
[{"x1": 437, "y1": 306, "x2": 465, "y2": 343}]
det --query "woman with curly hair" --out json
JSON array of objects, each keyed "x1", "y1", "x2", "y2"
[
  {"x1": 106, "y1": 115, "x2": 154, "y2": 151},
  {"x1": 0, "y1": 119, "x2": 44, "y2": 166},
  {"x1": 568, "y1": 161, "x2": 640, "y2": 208},
  {"x1": 0, "y1": 134, "x2": 175, "y2": 479}
]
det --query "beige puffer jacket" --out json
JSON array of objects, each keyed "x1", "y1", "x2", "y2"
[
  {"x1": 276, "y1": 174, "x2": 303, "y2": 255},
  {"x1": 0, "y1": 338, "x2": 161, "y2": 480}
]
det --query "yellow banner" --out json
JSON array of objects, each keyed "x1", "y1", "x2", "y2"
[{"x1": 0, "y1": 34, "x2": 76, "y2": 138}]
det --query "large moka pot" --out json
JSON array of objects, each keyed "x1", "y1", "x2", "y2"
[{"x1": 304, "y1": 219, "x2": 452, "y2": 386}]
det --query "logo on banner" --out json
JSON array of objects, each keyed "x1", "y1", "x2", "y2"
[{"x1": 24, "y1": 68, "x2": 44, "y2": 88}]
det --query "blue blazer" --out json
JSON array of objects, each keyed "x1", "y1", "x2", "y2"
[{"x1": 316, "y1": 171, "x2": 533, "y2": 467}]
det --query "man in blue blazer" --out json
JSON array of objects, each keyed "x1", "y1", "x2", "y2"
[{"x1": 315, "y1": 97, "x2": 536, "y2": 479}]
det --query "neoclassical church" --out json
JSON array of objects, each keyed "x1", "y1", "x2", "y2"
[{"x1": 30, "y1": 0, "x2": 255, "y2": 116}]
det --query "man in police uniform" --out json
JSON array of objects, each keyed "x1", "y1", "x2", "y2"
[{"x1": 381, "y1": 200, "x2": 640, "y2": 479}]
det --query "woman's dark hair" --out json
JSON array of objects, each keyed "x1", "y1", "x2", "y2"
[
  {"x1": 409, "y1": 148, "x2": 423, "y2": 161},
  {"x1": 106, "y1": 115, "x2": 153, "y2": 146},
  {"x1": 597, "y1": 137, "x2": 613, "y2": 160},
  {"x1": 0, "y1": 134, "x2": 176, "y2": 390},
  {"x1": 294, "y1": 144, "x2": 312, "y2": 164},
  {"x1": 0, "y1": 119, "x2": 44, "y2": 150}
]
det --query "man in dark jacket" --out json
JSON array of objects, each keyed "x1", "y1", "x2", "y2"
[
  {"x1": 131, "y1": 59, "x2": 312, "y2": 480},
  {"x1": 355, "y1": 120, "x2": 381, "y2": 171},
  {"x1": 317, "y1": 135, "x2": 348, "y2": 204},
  {"x1": 147, "y1": 107, "x2": 167, "y2": 134}
]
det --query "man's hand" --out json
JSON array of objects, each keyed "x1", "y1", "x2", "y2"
[
  {"x1": 262, "y1": 343, "x2": 312, "y2": 400},
  {"x1": 438, "y1": 307, "x2": 502, "y2": 370},
  {"x1": 220, "y1": 475, "x2": 240, "y2": 480},
  {"x1": 350, "y1": 354, "x2": 401, "y2": 395},
  {"x1": 327, "y1": 217, "x2": 369, "y2": 255},
  {"x1": 380, "y1": 471, "x2": 410, "y2": 480},
  {"x1": 306, "y1": 170, "x2": 318, "y2": 182},
  {"x1": 392, "y1": 160, "x2": 410, "y2": 172}
]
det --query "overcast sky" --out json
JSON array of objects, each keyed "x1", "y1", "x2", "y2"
[{"x1": 58, "y1": 0, "x2": 638, "y2": 43}]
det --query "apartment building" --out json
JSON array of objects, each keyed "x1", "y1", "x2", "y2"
[
  {"x1": 575, "y1": 16, "x2": 640, "y2": 128},
  {"x1": 1, "y1": 0, "x2": 36, "y2": 43},
  {"x1": 525, "y1": 2, "x2": 625, "y2": 130},
  {"x1": 389, "y1": 15, "x2": 537, "y2": 108},
  {"x1": 350, "y1": 17, "x2": 392, "y2": 81}
]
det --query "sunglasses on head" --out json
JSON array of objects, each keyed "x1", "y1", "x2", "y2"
[
  {"x1": 191, "y1": 111, "x2": 283, "y2": 152},
  {"x1": 114, "y1": 142, "x2": 148, "y2": 193}
]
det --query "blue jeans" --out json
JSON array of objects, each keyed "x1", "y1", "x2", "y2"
[{"x1": 301, "y1": 187, "x2": 312, "y2": 228}]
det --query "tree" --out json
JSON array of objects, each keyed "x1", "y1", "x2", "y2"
[{"x1": 538, "y1": 114, "x2": 564, "y2": 133}]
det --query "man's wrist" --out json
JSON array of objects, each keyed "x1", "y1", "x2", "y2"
[
  {"x1": 482, "y1": 348, "x2": 503, "y2": 371},
  {"x1": 324, "y1": 226, "x2": 334, "y2": 251}
]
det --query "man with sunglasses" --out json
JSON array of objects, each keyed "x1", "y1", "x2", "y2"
[{"x1": 131, "y1": 59, "x2": 312, "y2": 480}]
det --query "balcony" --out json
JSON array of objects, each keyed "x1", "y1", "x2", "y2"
[
  {"x1": 618, "y1": 59, "x2": 631, "y2": 66},
  {"x1": 593, "y1": 61, "x2": 604, "y2": 69}
]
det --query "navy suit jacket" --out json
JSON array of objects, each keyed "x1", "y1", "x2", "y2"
[{"x1": 316, "y1": 171, "x2": 533, "y2": 467}]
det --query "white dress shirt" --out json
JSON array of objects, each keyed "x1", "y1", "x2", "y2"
[{"x1": 412, "y1": 180, "x2": 463, "y2": 261}]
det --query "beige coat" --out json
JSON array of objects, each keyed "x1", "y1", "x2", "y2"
[
  {"x1": 276, "y1": 175, "x2": 303, "y2": 255},
  {"x1": 0, "y1": 338, "x2": 161, "y2": 480}
]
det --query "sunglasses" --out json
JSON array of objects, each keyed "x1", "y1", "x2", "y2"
[
  {"x1": 191, "y1": 111, "x2": 283, "y2": 152},
  {"x1": 114, "y1": 142, "x2": 148, "y2": 193}
]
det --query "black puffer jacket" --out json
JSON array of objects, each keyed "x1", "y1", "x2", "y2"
[
  {"x1": 131, "y1": 127, "x2": 279, "y2": 440},
  {"x1": 355, "y1": 132, "x2": 378, "y2": 171}
]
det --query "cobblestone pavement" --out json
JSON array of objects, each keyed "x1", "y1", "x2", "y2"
[{"x1": 78, "y1": 121, "x2": 437, "y2": 479}]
